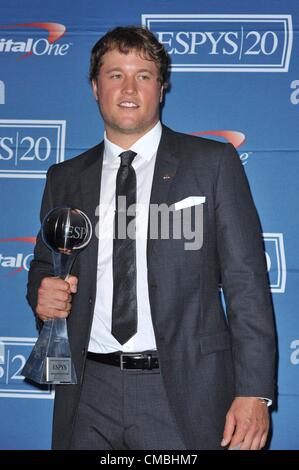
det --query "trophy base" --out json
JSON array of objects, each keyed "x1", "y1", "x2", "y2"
[
  {"x1": 46, "y1": 357, "x2": 72, "y2": 383},
  {"x1": 22, "y1": 319, "x2": 77, "y2": 385}
]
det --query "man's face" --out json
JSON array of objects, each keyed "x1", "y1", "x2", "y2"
[{"x1": 92, "y1": 48, "x2": 164, "y2": 144}]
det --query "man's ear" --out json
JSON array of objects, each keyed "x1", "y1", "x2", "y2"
[{"x1": 92, "y1": 79, "x2": 98, "y2": 101}]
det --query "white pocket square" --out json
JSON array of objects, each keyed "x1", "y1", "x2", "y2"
[{"x1": 174, "y1": 196, "x2": 206, "y2": 211}]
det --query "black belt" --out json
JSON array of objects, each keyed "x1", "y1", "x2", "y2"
[{"x1": 87, "y1": 351, "x2": 159, "y2": 370}]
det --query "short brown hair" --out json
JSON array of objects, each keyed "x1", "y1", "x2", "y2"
[{"x1": 89, "y1": 26, "x2": 170, "y2": 88}]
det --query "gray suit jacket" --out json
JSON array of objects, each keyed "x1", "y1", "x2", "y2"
[{"x1": 27, "y1": 125, "x2": 276, "y2": 450}]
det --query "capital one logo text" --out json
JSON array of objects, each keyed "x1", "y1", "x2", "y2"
[
  {"x1": 142, "y1": 14, "x2": 293, "y2": 72},
  {"x1": 0, "y1": 238, "x2": 35, "y2": 276},
  {"x1": 0, "y1": 22, "x2": 71, "y2": 58}
]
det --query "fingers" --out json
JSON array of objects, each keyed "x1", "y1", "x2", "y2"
[
  {"x1": 221, "y1": 412, "x2": 236, "y2": 448},
  {"x1": 239, "y1": 417, "x2": 269, "y2": 450},
  {"x1": 259, "y1": 431, "x2": 269, "y2": 450},
  {"x1": 227, "y1": 421, "x2": 248, "y2": 450},
  {"x1": 222, "y1": 397, "x2": 270, "y2": 451},
  {"x1": 239, "y1": 427, "x2": 261, "y2": 450},
  {"x1": 238, "y1": 427, "x2": 268, "y2": 450},
  {"x1": 36, "y1": 276, "x2": 78, "y2": 321},
  {"x1": 247, "y1": 433, "x2": 264, "y2": 451},
  {"x1": 66, "y1": 275, "x2": 78, "y2": 294}
]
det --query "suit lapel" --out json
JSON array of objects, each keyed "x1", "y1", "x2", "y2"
[
  {"x1": 147, "y1": 126, "x2": 180, "y2": 259},
  {"x1": 79, "y1": 142, "x2": 104, "y2": 290}
]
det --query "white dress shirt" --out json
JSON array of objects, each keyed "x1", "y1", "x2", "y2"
[{"x1": 88, "y1": 121, "x2": 162, "y2": 353}]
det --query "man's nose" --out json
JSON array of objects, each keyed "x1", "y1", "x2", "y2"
[{"x1": 122, "y1": 76, "x2": 137, "y2": 94}]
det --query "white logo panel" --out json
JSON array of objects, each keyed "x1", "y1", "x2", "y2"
[
  {"x1": 0, "y1": 119, "x2": 65, "y2": 178},
  {"x1": 264, "y1": 233, "x2": 286, "y2": 293},
  {"x1": 142, "y1": 14, "x2": 293, "y2": 72},
  {"x1": 0, "y1": 80, "x2": 4, "y2": 104},
  {"x1": 0, "y1": 337, "x2": 54, "y2": 399}
]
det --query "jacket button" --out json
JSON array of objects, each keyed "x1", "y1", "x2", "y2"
[
  {"x1": 81, "y1": 348, "x2": 86, "y2": 356},
  {"x1": 89, "y1": 297, "x2": 92, "y2": 304}
]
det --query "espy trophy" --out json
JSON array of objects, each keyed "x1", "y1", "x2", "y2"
[{"x1": 22, "y1": 207, "x2": 92, "y2": 385}]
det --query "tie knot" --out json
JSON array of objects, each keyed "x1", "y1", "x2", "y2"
[{"x1": 119, "y1": 150, "x2": 137, "y2": 167}]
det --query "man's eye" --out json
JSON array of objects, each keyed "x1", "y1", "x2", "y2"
[
  {"x1": 138, "y1": 74, "x2": 150, "y2": 80},
  {"x1": 111, "y1": 74, "x2": 122, "y2": 79}
]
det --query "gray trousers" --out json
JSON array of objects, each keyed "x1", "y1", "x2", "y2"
[{"x1": 70, "y1": 358, "x2": 187, "y2": 450}]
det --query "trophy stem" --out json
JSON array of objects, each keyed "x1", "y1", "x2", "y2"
[{"x1": 52, "y1": 252, "x2": 76, "y2": 279}]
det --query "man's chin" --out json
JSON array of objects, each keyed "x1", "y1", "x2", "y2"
[{"x1": 109, "y1": 123, "x2": 148, "y2": 135}]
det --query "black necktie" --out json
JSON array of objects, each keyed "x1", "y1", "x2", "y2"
[{"x1": 112, "y1": 150, "x2": 138, "y2": 344}]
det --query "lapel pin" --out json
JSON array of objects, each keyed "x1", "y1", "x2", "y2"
[{"x1": 162, "y1": 174, "x2": 172, "y2": 181}]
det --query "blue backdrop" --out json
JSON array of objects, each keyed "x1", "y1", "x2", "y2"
[{"x1": 0, "y1": 0, "x2": 298, "y2": 450}]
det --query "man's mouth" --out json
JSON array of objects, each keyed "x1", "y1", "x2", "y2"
[{"x1": 118, "y1": 101, "x2": 139, "y2": 108}]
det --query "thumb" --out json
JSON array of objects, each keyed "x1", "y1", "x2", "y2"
[
  {"x1": 66, "y1": 275, "x2": 78, "y2": 293},
  {"x1": 221, "y1": 412, "x2": 236, "y2": 447}
]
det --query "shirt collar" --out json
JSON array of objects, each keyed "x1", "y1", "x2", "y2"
[{"x1": 104, "y1": 121, "x2": 162, "y2": 162}]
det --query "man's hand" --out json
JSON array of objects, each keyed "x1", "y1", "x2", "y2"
[
  {"x1": 36, "y1": 275, "x2": 78, "y2": 322},
  {"x1": 221, "y1": 397, "x2": 269, "y2": 450}
]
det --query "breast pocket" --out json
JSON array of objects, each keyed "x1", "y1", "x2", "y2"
[{"x1": 170, "y1": 203, "x2": 204, "y2": 253}]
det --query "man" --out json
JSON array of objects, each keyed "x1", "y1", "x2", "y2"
[{"x1": 27, "y1": 26, "x2": 276, "y2": 450}]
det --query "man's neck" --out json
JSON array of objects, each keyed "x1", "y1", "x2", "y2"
[{"x1": 105, "y1": 123, "x2": 159, "y2": 149}]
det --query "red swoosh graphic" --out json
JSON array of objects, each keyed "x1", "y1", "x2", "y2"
[
  {"x1": 18, "y1": 22, "x2": 66, "y2": 43},
  {"x1": 192, "y1": 130, "x2": 246, "y2": 148},
  {"x1": 7, "y1": 266, "x2": 24, "y2": 276},
  {"x1": 0, "y1": 237, "x2": 36, "y2": 244},
  {"x1": 0, "y1": 22, "x2": 66, "y2": 58}
]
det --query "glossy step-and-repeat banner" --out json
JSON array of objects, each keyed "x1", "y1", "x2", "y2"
[{"x1": 0, "y1": 0, "x2": 298, "y2": 449}]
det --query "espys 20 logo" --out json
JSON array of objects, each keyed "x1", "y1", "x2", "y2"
[
  {"x1": 0, "y1": 22, "x2": 71, "y2": 58},
  {"x1": 142, "y1": 14, "x2": 293, "y2": 72},
  {"x1": 0, "y1": 338, "x2": 53, "y2": 398},
  {"x1": 0, "y1": 119, "x2": 65, "y2": 178}
]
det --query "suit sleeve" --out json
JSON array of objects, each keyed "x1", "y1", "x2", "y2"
[
  {"x1": 215, "y1": 143, "x2": 276, "y2": 402},
  {"x1": 26, "y1": 165, "x2": 56, "y2": 318}
]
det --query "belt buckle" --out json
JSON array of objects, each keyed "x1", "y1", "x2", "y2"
[{"x1": 120, "y1": 353, "x2": 144, "y2": 370}]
